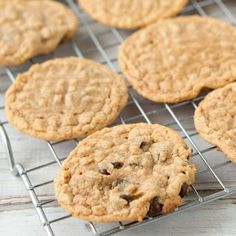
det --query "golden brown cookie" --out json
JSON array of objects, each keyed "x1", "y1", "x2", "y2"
[
  {"x1": 55, "y1": 123, "x2": 196, "y2": 222},
  {"x1": 119, "y1": 16, "x2": 236, "y2": 103},
  {"x1": 194, "y1": 83, "x2": 236, "y2": 163},
  {"x1": 5, "y1": 57, "x2": 128, "y2": 141},
  {"x1": 78, "y1": 0, "x2": 188, "y2": 29},
  {"x1": 0, "y1": 0, "x2": 77, "y2": 66}
]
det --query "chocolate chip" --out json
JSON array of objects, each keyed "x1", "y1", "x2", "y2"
[
  {"x1": 179, "y1": 183, "x2": 189, "y2": 197},
  {"x1": 147, "y1": 197, "x2": 163, "y2": 217},
  {"x1": 99, "y1": 168, "x2": 110, "y2": 175},
  {"x1": 112, "y1": 162, "x2": 124, "y2": 169},
  {"x1": 139, "y1": 141, "x2": 151, "y2": 152},
  {"x1": 120, "y1": 192, "x2": 143, "y2": 203},
  {"x1": 120, "y1": 194, "x2": 136, "y2": 203}
]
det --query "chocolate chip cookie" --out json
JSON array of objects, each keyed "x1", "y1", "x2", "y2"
[
  {"x1": 55, "y1": 123, "x2": 196, "y2": 222},
  {"x1": 5, "y1": 57, "x2": 128, "y2": 141},
  {"x1": 0, "y1": 0, "x2": 77, "y2": 66},
  {"x1": 78, "y1": 0, "x2": 188, "y2": 29},
  {"x1": 194, "y1": 82, "x2": 236, "y2": 163},
  {"x1": 119, "y1": 16, "x2": 236, "y2": 103}
]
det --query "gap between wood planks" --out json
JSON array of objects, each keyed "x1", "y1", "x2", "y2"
[{"x1": 1, "y1": 191, "x2": 236, "y2": 213}]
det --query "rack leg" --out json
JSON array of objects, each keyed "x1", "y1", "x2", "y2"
[{"x1": 0, "y1": 120, "x2": 18, "y2": 176}]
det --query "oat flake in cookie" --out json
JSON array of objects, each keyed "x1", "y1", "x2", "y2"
[
  {"x1": 55, "y1": 123, "x2": 196, "y2": 222},
  {"x1": 5, "y1": 57, "x2": 128, "y2": 141},
  {"x1": 119, "y1": 16, "x2": 236, "y2": 103},
  {"x1": 78, "y1": 0, "x2": 188, "y2": 29},
  {"x1": 194, "y1": 83, "x2": 236, "y2": 163},
  {"x1": 0, "y1": 0, "x2": 77, "y2": 66}
]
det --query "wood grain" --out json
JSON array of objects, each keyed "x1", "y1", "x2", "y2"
[
  {"x1": 1, "y1": 0, "x2": 236, "y2": 235},
  {"x1": 1, "y1": 199, "x2": 236, "y2": 236}
]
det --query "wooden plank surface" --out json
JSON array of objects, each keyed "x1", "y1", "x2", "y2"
[{"x1": 1, "y1": 0, "x2": 236, "y2": 235}]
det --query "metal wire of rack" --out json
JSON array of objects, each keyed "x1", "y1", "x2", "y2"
[{"x1": 1, "y1": 0, "x2": 236, "y2": 235}]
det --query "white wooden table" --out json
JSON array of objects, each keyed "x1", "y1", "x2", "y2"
[{"x1": 1, "y1": 0, "x2": 236, "y2": 235}]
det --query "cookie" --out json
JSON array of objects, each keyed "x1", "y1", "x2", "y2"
[
  {"x1": 194, "y1": 83, "x2": 236, "y2": 163},
  {"x1": 78, "y1": 0, "x2": 188, "y2": 29},
  {"x1": 55, "y1": 123, "x2": 196, "y2": 222},
  {"x1": 119, "y1": 16, "x2": 236, "y2": 103},
  {"x1": 5, "y1": 57, "x2": 128, "y2": 141},
  {"x1": 0, "y1": 0, "x2": 77, "y2": 66}
]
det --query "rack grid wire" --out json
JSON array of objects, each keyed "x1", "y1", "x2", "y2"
[{"x1": 1, "y1": 0, "x2": 236, "y2": 235}]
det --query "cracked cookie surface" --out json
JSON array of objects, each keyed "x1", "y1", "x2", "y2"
[
  {"x1": 55, "y1": 123, "x2": 196, "y2": 222},
  {"x1": 194, "y1": 83, "x2": 236, "y2": 163},
  {"x1": 119, "y1": 16, "x2": 236, "y2": 103},
  {"x1": 5, "y1": 57, "x2": 128, "y2": 141},
  {"x1": 78, "y1": 0, "x2": 188, "y2": 29},
  {"x1": 0, "y1": 0, "x2": 77, "y2": 66}
]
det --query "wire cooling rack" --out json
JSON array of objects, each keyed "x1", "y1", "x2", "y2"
[{"x1": 1, "y1": 0, "x2": 236, "y2": 235}]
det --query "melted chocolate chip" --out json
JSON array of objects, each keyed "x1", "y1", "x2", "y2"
[
  {"x1": 147, "y1": 197, "x2": 163, "y2": 217},
  {"x1": 139, "y1": 141, "x2": 151, "y2": 152},
  {"x1": 120, "y1": 194, "x2": 136, "y2": 203},
  {"x1": 99, "y1": 168, "x2": 110, "y2": 175},
  {"x1": 179, "y1": 183, "x2": 189, "y2": 197},
  {"x1": 112, "y1": 162, "x2": 124, "y2": 169}
]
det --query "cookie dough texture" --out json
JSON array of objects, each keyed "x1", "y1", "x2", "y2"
[
  {"x1": 0, "y1": 0, "x2": 77, "y2": 66},
  {"x1": 119, "y1": 16, "x2": 236, "y2": 103},
  {"x1": 5, "y1": 57, "x2": 128, "y2": 141},
  {"x1": 78, "y1": 0, "x2": 188, "y2": 29},
  {"x1": 194, "y1": 83, "x2": 236, "y2": 163},
  {"x1": 55, "y1": 123, "x2": 196, "y2": 222}
]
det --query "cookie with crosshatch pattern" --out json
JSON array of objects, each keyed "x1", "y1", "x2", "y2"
[
  {"x1": 78, "y1": 0, "x2": 188, "y2": 29},
  {"x1": 194, "y1": 82, "x2": 236, "y2": 163},
  {"x1": 5, "y1": 57, "x2": 128, "y2": 141},
  {"x1": 0, "y1": 0, "x2": 77, "y2": 66},
  {"x1": 55, "y1": 123, "x2": 196, "y2": 222},
  {"x1": 119, "y1": 16, "x2": 236, "y2": 103}
]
